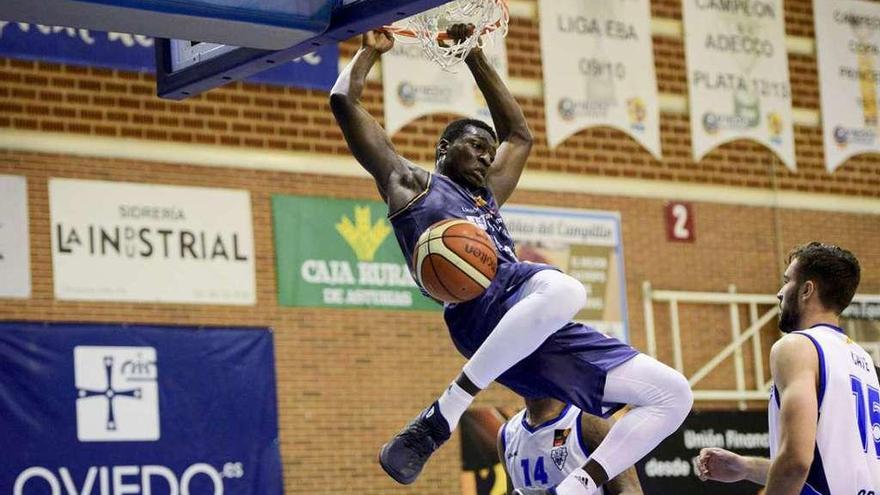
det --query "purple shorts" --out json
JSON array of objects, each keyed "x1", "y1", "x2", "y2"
[{"x1": 444, "y1": 262, "x2": 639, "y2": 417}]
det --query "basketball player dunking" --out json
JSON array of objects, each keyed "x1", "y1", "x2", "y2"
[
  {"x1": 330, "y1": 28, "x2": 693, "y2": 495},
  {"x1": 697, "y1": 243, "x2": 879, "y2": 494}
]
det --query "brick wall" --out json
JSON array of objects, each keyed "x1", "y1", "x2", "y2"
[
  {"x1": 1, "y1": 0, "x2": 880, "y2": 494},
  {"x1": 2, "y1": 156, "x2": 879, "y2": 494},
  {"x1": 1, "y1": 0, "x2": 879, "y2": 195}
]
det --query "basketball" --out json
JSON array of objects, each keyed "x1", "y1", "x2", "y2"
[{"x1": 413, "y1": 219, "x2": 498, "y2": 303}]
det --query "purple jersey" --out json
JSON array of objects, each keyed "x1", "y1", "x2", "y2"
[
  {"x1": 388, "y1": 171, "x2": 639, "y2": 415},
  {"x1": 388, "y1": 173, "x2": 518, "y2": 272}
]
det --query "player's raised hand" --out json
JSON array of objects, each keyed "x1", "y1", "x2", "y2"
[
  {"x1": 696, "y1": 447, "x2": 748, "y2": 483},
  {"x1": 446, "y1": 23, "x2": 476, "y2": 42},
  {"x1": 363, "y1": 29, "x2": 394, "y2": 53},
  {"x1": 443, "y1": 23, "x2": 481, "y2": 60}
]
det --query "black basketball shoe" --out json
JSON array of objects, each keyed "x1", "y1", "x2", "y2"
[{"x1": 378, "y1": 401, "x2": 451, "y2": 484}]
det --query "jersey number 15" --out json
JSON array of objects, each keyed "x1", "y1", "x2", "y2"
[{"x1": 851, "y1": 375, "x2": 880, "y2": 457}]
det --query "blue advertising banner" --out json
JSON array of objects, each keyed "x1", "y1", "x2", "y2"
[
  {"x1": 0, "y1": 322, "x2": 283, "y2": 495},
  {"x1": 0, "y1": 21, "x2": 339, "y2": 90}
]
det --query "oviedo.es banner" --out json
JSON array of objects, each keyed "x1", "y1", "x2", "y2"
[{"x1": 0, "y1": 322, "x2": 283, "y2": 495}]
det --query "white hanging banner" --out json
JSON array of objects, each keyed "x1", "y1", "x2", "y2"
[
  {"x1": 0, "y1": 175, "x2": 31, "y2": 299},
  {"x1": 382, "y1": 34, "x2": 509, "y2": 137},
  {"x1": 683, "y1": 0, "x2": 795, "y2": 170},
  {"x1": 539, "y1": 0, "x2": 661, "y2": 158},
  {"x1": 814, "y1": 0, "x2": 880, "y2": 173}
]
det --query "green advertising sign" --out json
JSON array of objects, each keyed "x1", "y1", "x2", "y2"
[{"x1": 272, "y1": 195, "x2": 437, "y2": 310}]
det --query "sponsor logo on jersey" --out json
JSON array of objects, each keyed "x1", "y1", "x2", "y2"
[{"x1": 553, "y1": 428, "x2": 571, "y2": 447}]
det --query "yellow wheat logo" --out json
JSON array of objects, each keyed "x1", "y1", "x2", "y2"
[{"x1": 335, "y1": 205, "x2": 392, "y2": 262}]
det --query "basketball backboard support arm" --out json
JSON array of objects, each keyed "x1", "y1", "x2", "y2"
[{"x1": 156, "y1": 0, "x2": 450, "y2": 100}]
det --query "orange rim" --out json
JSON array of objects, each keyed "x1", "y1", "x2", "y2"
[{"x1": 382, "y1": 0, "x2": 509, "y2": 41}]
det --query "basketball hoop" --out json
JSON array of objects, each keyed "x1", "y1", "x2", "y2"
[{"x1": 383, "y1": 0, "x2": 509, "y2": 71}]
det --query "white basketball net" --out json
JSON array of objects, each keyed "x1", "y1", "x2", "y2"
[{"x1": 385, "y1": 0, "x2": 509, "y2": 71}]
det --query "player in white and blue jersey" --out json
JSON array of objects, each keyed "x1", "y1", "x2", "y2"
[
  {"x1": 330, "y1": 26, "x2": 692, "y2": 495},
  {"x1": 697, "y1": 242, "x2": 879, "y2": 494},
  {"x1": 499, "y1": 398, "x2": 643, "y2": 495}
]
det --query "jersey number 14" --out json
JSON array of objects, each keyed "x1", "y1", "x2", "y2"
[{"x1": 520, "y1": 457, "x2": 550, "y2": 486}]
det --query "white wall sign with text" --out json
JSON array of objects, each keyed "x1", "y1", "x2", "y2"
[
  {"x1": 814, "y1": 0, "x2": 880, "y2": 172},
  {"x1": 539, "y1": 0, "x2": 661, "y2": 158},
  {"x1": 49, "y1": 178, "x2": 256, "y2": 305},
  {"x1": 0, "y1": 175, "x2": 31, "y2": 298},
  {"x1": 502, "y1": 204, "x2": 629, "y2": 343},
  {"x1": 683, "y1": 0, "x2": 795, "y2": 169}
]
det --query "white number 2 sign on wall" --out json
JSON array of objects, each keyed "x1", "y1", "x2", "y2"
[{"x1": 665, "y1": 202, "x2": 694, "y2": 242}]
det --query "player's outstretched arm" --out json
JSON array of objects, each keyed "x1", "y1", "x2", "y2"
[
  {"x1": 763, "y1": 335, "x2": 819, "y2": 495},
  {"x1": 696, "y1": 448, "x2": 770, "y2": 485},
  {"x1": 458, "y1": 28, "x2": 533, "y2": 205},
  {"x1": 578, "y1": 413, "x2": 643, "y2": 495},
  {"x1": 329, "y1": 31, "x2": 416, "y2": 203},
  {"x1": 495, "y1": 426, "x2": 514, "y2": 495}
]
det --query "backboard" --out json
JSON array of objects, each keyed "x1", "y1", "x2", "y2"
[
  {"x1": 0, "y1": 0, "x2": 337, "y2": 51},
  {"x1": 155, "y1": 0, "x2": 451, "y2": 100}
]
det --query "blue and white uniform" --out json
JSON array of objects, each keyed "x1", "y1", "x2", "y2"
[
  {"x1": 769, "y1": 324, "x2": 880, "y2": 494},
  {"x1": 501, "y1": 405, "x2": 603, "y2": 493},
  {"x1": 389, "y1": 173, "x2": 638, "y2": 416}
]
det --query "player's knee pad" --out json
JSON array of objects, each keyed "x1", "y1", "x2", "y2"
[
  {"x1": 613, "y1": 354, "x2": 693, "y2": 420},
  {"x1": 514, "y1": 271, "x2": 587, "y2": 335},
  {"x1": 665, "y1": 369, "x2": 694, "y2": 421},
  {"x1": 533, "y1": 270, "x2": 586, "y2": 317},
  {"x1": 648, "y1": 362, "x2": 692, "y2": 429},
  {"x1": 558, "y1": 272, "x2": 587, "y2": 307}
]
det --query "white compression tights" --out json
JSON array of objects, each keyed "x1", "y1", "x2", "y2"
[
  {"x1": 462, "y1": 269, "x2": 586, "y2": 390},
  {"x1": 457, "y1": 270, "x2": 692, "y2": 485},
  {"x1": 588, "y1": 353, "x2": 693, "y2": 480}
]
